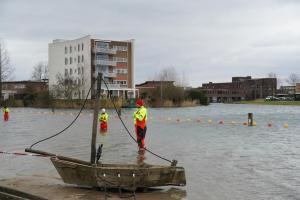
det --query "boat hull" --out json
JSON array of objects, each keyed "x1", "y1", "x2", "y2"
[{"x1": 50, "y1": 157, "x2": 186, "y2": 191}]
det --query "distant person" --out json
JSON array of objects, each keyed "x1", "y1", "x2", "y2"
[
  {"x1": 3, "y1": 105, "x2": 10, "y2": 121},
  {"x1": 99, "y1": 108, "x2": 109, "y2": 132},
  {"x1": 133, "y1": 99, "x2": 148, "y2": 151}
]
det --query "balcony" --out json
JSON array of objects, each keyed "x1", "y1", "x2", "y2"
[
  {"x1": 101, "y1": 83, "x2": 121, "y2": 89},
  {"x1": 94, "y1": 47, "x2": 116, "y2": 54},
  {"x1": 95, "y1": 59, "x2": 117, "y2": 66},
  {"x1": 94, "y1": 71, "x2": 116, "y2": 78}
]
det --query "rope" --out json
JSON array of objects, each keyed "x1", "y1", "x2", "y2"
[
  {"x1": 101, "y1": 78, "x2": 173, "y2": 164},
  {"x1": 29, "y1": 86, "x2": 92, "y2": 148},
  {"x1": 0, "y1": 150, "x2": 47, "y2": 157}
]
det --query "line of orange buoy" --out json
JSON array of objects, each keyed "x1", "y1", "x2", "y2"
[{"x1": 9, "y1": 110, "x2": 290, "y2": 128}]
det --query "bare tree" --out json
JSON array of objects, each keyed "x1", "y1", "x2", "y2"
[
  {"x1": 51, "y1": 73, "x2": 82, "y2": 100},
  {"x1": 157, "y1": 67, "x2": 179, "y2": 82},
  {"x1": 0, "y1": 40, "x2": 14, "y2": 81},
  {"x1": 0, "y1": 39, "x2": 15, "y2": 102},
  {"x1": 267, "y1": 72, "x2": 282, "y2": 88},
  {"x1": 267, "y1": 72, "x2": 277, "y2": 78},
  {"x1": 286, "y1": 73, "x2": 300, "y2": 86},
  {"x1": 31, "y1": 61, "x2": 48, "y2": 80}
]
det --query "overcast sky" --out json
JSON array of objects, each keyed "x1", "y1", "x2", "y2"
[{"x1": 1, "y1": 0, "x2": 300, "y2": 86}]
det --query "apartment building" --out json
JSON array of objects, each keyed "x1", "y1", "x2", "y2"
[
  {"x1": 200, "y1": 76, "x2": 277, "y2": 102},
  {"x1": 48, "y1": 35, "x2": 135, "y2": 99}
]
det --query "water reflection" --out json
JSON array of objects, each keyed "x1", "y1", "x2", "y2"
[
  {"x1": 1, "y1": 105, "x2": 300, "y2": 200},
  {"x1": 137, "y1": 149, "x2": 146, "y2": 165}
]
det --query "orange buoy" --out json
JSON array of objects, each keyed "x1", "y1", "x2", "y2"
[{"x1": 267, "y1": 123, "x2": 272, "y2": 127}]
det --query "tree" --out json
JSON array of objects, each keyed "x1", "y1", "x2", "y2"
[
  {"x1": 51, "y1": 73, "x2": 82, "y2": 100},
  {"x1": 31, "y1": 61, "x2": 48, "y2": 80},
  {"x1": 267, "y1": 72, "x2": 282, "y2": 88},
  {"x1": 286, "y1": 73, "x2": 300, "y2": 86},
  {"x1": 0, "y1": 39, "x2": 15, "y2": 102}
]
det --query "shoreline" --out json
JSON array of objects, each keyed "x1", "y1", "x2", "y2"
[
  {"x1": 231, "y1": 99, "x2": 300, "y2": 106},
  {"x1": 0, "y1": 176, "x2": 186, "y2": 200}
]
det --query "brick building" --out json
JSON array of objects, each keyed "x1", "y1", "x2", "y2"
[
  {"x1": 201, "y1": 76, "x2": 277, "y2": 102},
  {"x1": 49, "y1": 35, "x2": 135, "y2": 99},
  {"x1": 136, "y1": 81, "x2": 175, "y2": 99},
  {"x1": 1, "y1": 80, "x2": 48, "y2": 100}
]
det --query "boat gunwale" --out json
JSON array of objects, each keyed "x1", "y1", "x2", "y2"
[{"x1": 50, "y1": 157, "x2": 185, "y2": 170}]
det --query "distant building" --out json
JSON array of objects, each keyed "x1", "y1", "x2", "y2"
[
  {"x1": 277, "y1": 85, "x2": 295, "y2": 96},
  {"x1": 48, "y1": 35, "x2": 135, "y2": 99},
  {"x1": 1, "y1": 80, "x2": 48, "y2": 100},
  {"x1": 295, "y1": 83, "x2": 300, "y2": 101},
  {"x1": 200, "y1": 76, "x2": 277, "y2": 102},
  {"x1": 136, "y1": 81, "x2": 175, "y2": 99}
]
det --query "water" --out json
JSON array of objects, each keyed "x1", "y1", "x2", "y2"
[{"x1": 1, "y1": 104, "x2": 300, "y2": 199}]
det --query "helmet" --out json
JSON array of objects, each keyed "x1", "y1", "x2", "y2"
[
  {"x1": 101, "y1": 108, "x2": 106, "y2": 113},
  {"x1": 136, "y1": 99, "x2": 144, "y2": 107}
]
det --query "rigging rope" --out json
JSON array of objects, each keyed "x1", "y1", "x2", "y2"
[
  {"x1": 29, "y1": 86, "x2": 92, "y2": 148},
  {"x1": 101, "y1": 78, "x2": 173, "y2": 164},
  {"x1": 28, "y1": 76, "x2": 174, "y2": 165}
]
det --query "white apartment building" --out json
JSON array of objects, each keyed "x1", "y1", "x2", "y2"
[{"x1": 48, "y1": 35, "x2": 135, "y2": 99}]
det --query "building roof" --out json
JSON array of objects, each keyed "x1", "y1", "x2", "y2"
[{"x1": 136, "y1": 81, "x2": 175, "y2": 88}]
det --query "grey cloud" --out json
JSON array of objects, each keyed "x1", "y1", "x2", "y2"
[{"x1": 1, "y1": 0, "x2": 300, "y2": 86}]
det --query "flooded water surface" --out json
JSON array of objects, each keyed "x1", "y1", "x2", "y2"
[{"x1": 1, "y1": 104, "x2": 300, "y2": 199}]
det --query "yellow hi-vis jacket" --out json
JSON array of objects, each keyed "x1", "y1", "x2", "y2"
[
  {"x1": 99, "y1": 113, "x2": 109, "y2": 123},
  {"x1": 133, "y1": 106, "x2": 147, "y2": 129},
  {"x1": 3, "y1": 108, "x2": 10, "y2": 113}
]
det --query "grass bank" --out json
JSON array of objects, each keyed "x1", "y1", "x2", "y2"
[{"x1": 234, "y1": 99, "x2": 300, "y2": 106}]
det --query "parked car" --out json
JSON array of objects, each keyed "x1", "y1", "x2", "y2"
[{"x1": 265, "y1": 96, "x2": 279, "y2": 101}]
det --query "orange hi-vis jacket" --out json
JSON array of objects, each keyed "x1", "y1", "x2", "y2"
[{"x1": 134, "y1": 106, "x2": 147, "y2": 129}]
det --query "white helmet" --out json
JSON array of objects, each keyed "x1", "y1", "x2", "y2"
[{"x1": 101, "y1": 108, "x2": 106, "y2": 113}]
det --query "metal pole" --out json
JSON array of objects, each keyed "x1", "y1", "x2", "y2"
[
  {"x1": 90, "y1": 73, "x2": 102, "y2": 164},
  {"x1": 160, "y1": 80, "x2": 162, "y2": 106},
  {"x1": 248, "y1": 113, "x2": 253, "y2": 126}
]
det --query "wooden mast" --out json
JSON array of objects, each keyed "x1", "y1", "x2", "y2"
[{"x1": 90, "y1": 73, "x2": 102, "y2": 164}]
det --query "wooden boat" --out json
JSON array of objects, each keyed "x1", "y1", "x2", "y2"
[
  {"x1": 50, "y1": 157, "x2": 186, "y2": 191},
  {"x1": 26, "y1": 73, "x2": 186, "y2": 191}
]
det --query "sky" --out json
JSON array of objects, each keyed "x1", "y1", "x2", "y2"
[{"x1": 1, "y1": 0, "x2": 300, "y2": 87}]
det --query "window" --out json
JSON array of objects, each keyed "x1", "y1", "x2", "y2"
[
  {"x1": 65, "y1": 69, "x2": 68, "y2": 76},
  {"x1": 69, "y1": 46, "x2": 72, "y2": 53},
  {"x1": 113, "y1": 57, "x2": 127, "y2": 62},
  {"x1": 78, "y1": 78, "x2": 81, "y2": 85},
  {"x1": 97, "y1": 54, "x2": 108, "y2": 60},
  {"x1": 114, "y1": 80, "x2": 127, "y2": 85},
  {"x1": 82, "y1": 78, "x2": 84, "y2": 85},
  {"x1": 75, "y1": 69, "x2": 77, "y2": 73},
  {"x1": 65, "y1": 58, "x2": 68, "y2": 65},
  {"x1": 117, "y1": 69, "x2": 128, "y2": 74},
  {"x1": 96, "y1": 42, "x2": 108, "y2": 48},
  {"x1": 78, "y1": 67, "x2": 81, "y2": 74},
  {"x1": 74, "y1": 46, "x2": 76, "y2": 51},
  {"x1": 78, "y1": 44, "x2": 80, "y2": 51},
  {"x1": 113, "y1": 46, "x2": 127, "y2": 51},
  {"x1": 82, "y1": 55, "x2": 84, "y2": 62},
  {"x1": 81, "y1": 67, "x2": 84, "y2": 75},
  {"x1": 65, "y1": 46, "x2": 68, "y2": 54},
  {"x1": 82, "y1": 43, "x2": 84, "y2": 51},
  {"x1": 69, "y1": 57, "x2": 72, "y2": 64},
  {"x1": 70, "y1": 68, "x2": 73, "y2": 75},
  {"x1": 78, "y1": 55, "x2": 80, "y2": 63}
]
